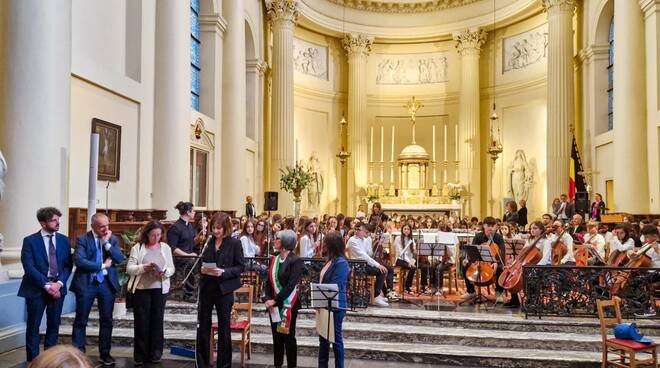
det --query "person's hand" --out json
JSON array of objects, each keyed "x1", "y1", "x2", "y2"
[
  {"x1": 378, "y1": 264, "x2": 387, "y2": 274},
  {"x1": 143, "y1": 263, "x2": 154, "y2": 271},
  {"x1": 492, "y1": 262, "x2": 498, "y2": 272},
  {"x1": 49, "y1": 282, "x2": 62, "y2": 293},
  {"x1": 49, "y1": 289, "x2": 61, "y2": 299},
  {"x1": 201, "y1": 266, "x2": 223, "y2": 277},
  {"x1": 462, "y1": 259, "x2": 468, "y2": 267},
  {"x1": 407, "y1": 262, "x2": 413, "y2": 268},
  {"x1": 188, "y1": 252, "x2": 198, "y2": 257},
  {"x1": 102, "y1": 230, "x2": 113, "y2": 242},
  {"x1": 265, "y1": 299, "x2": 276, "y2": 311},
  {"x1": 103, "y1": 258, "x2": 112, "y2": 269}
]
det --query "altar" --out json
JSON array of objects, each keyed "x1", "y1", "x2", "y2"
[{"x1": 381, "y1": 203, "x2": 462, "y2": 217}]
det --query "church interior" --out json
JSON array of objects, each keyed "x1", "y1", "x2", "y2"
[{"x1": 0, "y1": 0, "x2": 659, "y2": 367}]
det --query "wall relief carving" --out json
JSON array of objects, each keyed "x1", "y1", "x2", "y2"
[
  {"x1": 293, "y1": 38, "x2": 328, "y2": 80},
  {"x1": 376, "y1": 53, "x2": 448, "y2": 85},
  {"x1": 503, "y1": 24, "x2": 548, "y2": 73}
]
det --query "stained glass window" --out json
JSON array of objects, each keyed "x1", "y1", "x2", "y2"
[{"x1": 191, "y1": 0, "x2": 201, "y2": 111}]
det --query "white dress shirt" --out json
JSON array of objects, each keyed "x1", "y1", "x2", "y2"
[
  {"x1": 298, "y1": 234, "x2": 317, "y2": 258},
  {"x1": 40, "y1": 230, "x2": 63, "y2": 288},
  {"x1": 533, "y1": 237, "x2": 553, "y2": 266},
  {"x1": 240, "y1": 235, "x2": 260, "y2": 258},
  {"x1": 348, "y1": 235, "x2": 379, "y2": 267},
  {"x1": 547, "y1": 232, "x2": 575, "y2": 264},
  {"x1": 394, "y1": 236, "x2": 416, "y2": 266},
  {"x1": 583, "y1": 233, "x2": 606, "y2": 260},
  {"x1": 610, "y1": 238, "x2": 635, "y2": 253}
]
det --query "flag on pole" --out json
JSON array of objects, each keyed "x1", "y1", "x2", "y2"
[{"x1": 569, "y1": 134, "x2": 587, "y2": 200}]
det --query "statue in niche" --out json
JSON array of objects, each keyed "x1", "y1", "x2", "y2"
[
  {"x1": 306, "y1": 153, "x2": 324, "y2": 210},
  {"x1": 506, "y1": 149, "x2": 535, "y2": 203}
]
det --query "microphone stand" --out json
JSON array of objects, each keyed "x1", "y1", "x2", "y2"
[{"x1": 182, "y1": 235, "x2": 211, "y2": 288}]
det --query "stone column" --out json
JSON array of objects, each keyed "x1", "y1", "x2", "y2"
[
  {"x1": 0, "y1": 0, "x2": 72, "y2": 269},
  {"x1": 640, "y1": 0, "x2": 660, "y2": 213},
  {"x1": 454, "y1": 28, "x2": 486, "y2": 218},
  {"x1": 611, "y1": 0, "x2": 649, "y2": 213},
  {"x1": 543, "y1": 0, "x2": 576, "y2": 208},
  {"x1": 343, "y1": 33, "x2": 373, "y2": 214},
  {"x1": 267, "y1": 0, "x2": 298, "y2": 215},
  {"x1": 153, "y1": 0, "x2": 190, "y2": 218},
  {"x1": 220, "y1": 0, "x2": 247, "y2": 213}
]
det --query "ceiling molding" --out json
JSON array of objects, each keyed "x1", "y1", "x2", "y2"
[{"x1": 324, "y1": 0, "x2": 483, "y2": 14}]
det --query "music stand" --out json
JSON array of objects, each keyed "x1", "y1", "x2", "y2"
[
  {"x1": 311, "y1": 283, "x2": 341, "y2": 345},
  {"x1": 459, "y1": 243, "x2": 497, "y2": 307}
]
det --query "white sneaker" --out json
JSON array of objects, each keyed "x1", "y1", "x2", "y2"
[
  {"x1": 462, "y1": 292, "x2": 476, "y2": 301},
  {"x1": 374, "y1": 296, "x2": 389, "y2": 307},
  {"x1": 387, "y1": 291, "x2": 400, "y2": 301},
  {"x1": 495, "y1": 292, "x2": 504, "y2": 304}
]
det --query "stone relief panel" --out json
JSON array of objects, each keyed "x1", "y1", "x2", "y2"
[
  {"x1": 503, "y1": 24, "x2": 548, "y2": 73},
  {"x1": 375, "y1": 53, "x2": 448, "y2": 85},
  {"x1": 293, "y1": 38, "x2": 328, "y2": 80}
]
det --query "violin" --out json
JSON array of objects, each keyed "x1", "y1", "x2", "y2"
[
  {"x1": 610, "y1": 242, "x2": 655, "y2": 294},
  {"x1": 498, "y1": 232, "x2": 545, "y2": 294}
]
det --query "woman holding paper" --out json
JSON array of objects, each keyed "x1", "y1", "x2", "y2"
[
  {"x1": 318, "y1": 231, "x2": 350, "y2": 368},
  {"x1": 264, "y1": 230, "x2": 305, "y2": 368},
  {"x1": 126, "y1": 221, "x2": 175, "y2": 365},
  {"x1": 195, "y1": 212, "x2": 245, "y2": 368}
]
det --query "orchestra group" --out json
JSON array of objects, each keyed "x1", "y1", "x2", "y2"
[{"x1": 17, "y1": 197, "x2": 660, "y2": 367}]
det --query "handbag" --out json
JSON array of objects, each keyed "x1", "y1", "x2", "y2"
[{"x1": 125, "y1": 245, "x2": 142, "y2": 309}]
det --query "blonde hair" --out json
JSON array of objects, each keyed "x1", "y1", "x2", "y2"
[{"x1": 29, "y1": 345, "x2": 93, "y2": 368}]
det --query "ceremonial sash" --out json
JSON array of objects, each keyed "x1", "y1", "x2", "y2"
[{"x1": 269, "y1": 255, "x2": 297, "y2": 334}]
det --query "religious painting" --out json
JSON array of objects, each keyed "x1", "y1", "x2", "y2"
[{"x1": 91, "y1": 118, "x2": 121, "y2": 182}]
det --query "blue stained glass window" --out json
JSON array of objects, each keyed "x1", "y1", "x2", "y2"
[
  {"x1": 191, "y1": 11, "x2": 200, "y2": 40},
  {"x1": 191, "y1": 0, "x2": 200, "y2": 14},
  {"x1": 191, "y1": 67, "x2": 200, "y2": 95},
  {"x1": 190, "y1": 0, "x2": 201, "y2": 111},
  {"x1": 191, "y1": 38, "x2": 200, "y2": 68},
  {"x1": 607, "y1": 17, "x2": 614, "y2": 131}
]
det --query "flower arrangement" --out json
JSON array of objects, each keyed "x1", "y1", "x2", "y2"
[
  {"x1": 279, "y1": 162, "x2": 315, "y2": 201},
  {"x1": 447, "y1": 183, "x2": 465, "y2": 201}
]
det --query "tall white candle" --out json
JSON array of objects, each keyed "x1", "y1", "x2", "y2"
[
  {"x1": 455, "y1": 124, "x2": 458, "y2": 159},
  {"x1": 294, "y1": 139, "x2": 298, "y2": 163},
  {"x1": 380, "y1": 126, "x2": 384, "y2": 162},
  {"x1": 391, "y1": 125, "x2": 395, "y2": 162},
  {"x1": 432, "y1": 125, "x2": 436, "y2": 161},
  {"x1": 370, "y1": 127, "x2": 374, "y2": 162},
  {"x1": 444, "y1": 123, "x2": 447, "y2": 161}
]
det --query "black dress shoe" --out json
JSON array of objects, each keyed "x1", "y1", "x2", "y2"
[
  {"x1": 98, "y1": 354, "x2": 115, "y2": 366},
  {"x1": 503, "y1": 300, "x2": 521, "y2": 308},
  {"x1": 151, "y1": 358, "x2": 162, "y2": 364}
]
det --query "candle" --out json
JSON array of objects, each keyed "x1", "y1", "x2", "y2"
[
  {"x1": 432, "y1": 125, "x2": 436, "y2": 161},
  {"x1": 380, "y1": 126, "x2": 384, "y2": 162},
  {"x1": 391, "y1": 125, "x2": 395, "y2": 162},
  {"x1": 294, "y1": 139, "x2": 298, "y2": 163},
  {"x1": 370, "y1": 127, "x2": 374, "y2": 162},
  {"x1": 444, "y1": 123, "x2": 447, "y2": 161},
  {"x1": 455, "y1": 124, "x2": 459, "y2": 159}
]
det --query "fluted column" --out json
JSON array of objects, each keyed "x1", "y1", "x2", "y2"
[
  {"x1": 611, "y1": 0, "x2": 649, "y2": 212},
  {"x1": 220, "y1": 0, "x2": 247, "y2": 213},
  {"x1": 454, "y1": 29, "x2": 486, "y2": 218},
  {"x1": 267, "y1": 0, "x2": 298, "y2": 214},
  {"x1": 543, "y1": 0, "x2": 576, "y2": 208},
  {"x1": 0, "y1": 0, "x2": 72, "y2": 268},
  {"x1": 153, "y1": 0, "x2": 190, "y2": 218},
  {"x1": 343, "y1": 33, "x2": 373, "y2": 214}
]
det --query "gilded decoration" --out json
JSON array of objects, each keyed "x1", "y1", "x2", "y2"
[
  {"x1": 324, "y1": 0, "x2": 483, "y2": 13},
  {"x1": 342, "y1": 33, "x2": 373, "y2": 57},
  {"x1": 453, "y1": 28, "x2": 486, "y2": 56}
]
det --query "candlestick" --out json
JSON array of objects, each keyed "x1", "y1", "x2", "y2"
[
  {"x1": 391, "y1": 125, "x2": 395, "y2": 162},
  {"x1": 370, "y1": 127, "x2": 373, "y2": 162},
  {"x1": 380, "y1": 126, "x2": 384, "y2": 163},
  {"x1": 444, "y1": 123, "x2": 447, "y2": 161},
  {"x1": 432, "y1": 125, "x2": 436, "y2": 162}
]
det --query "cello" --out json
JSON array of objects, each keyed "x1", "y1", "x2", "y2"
[
  {"x1": 498, "y1": 232, "x2": 545, "y2": 294},
  {"x1": 465, "y1": 238, "x2": 504, "y2": 287},
  {"x1": 550, "y1": 224, "x2": 569, "y2": 265},
  {"x1": 610, "y1": 242, "x2": 655, "y2": 294}
]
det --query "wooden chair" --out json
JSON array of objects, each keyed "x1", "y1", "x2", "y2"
[
  {"x1": 596, "y1": 299, "x2": 658, "y2": 368},
  {"x1": 210, "y1": 286, "x2": 253, "y2": 367}
]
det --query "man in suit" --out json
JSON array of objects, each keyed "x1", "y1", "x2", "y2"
[
  {"x1": 245, "y1": 195, "x2": 256, "y2": 219},
  {"x1": 557, "y1": 194, "x2": 575, "y2": 222},
  {"x1": 70, "y1": 213, "x2": 125, "y2": 366},
  {"x1": 18, "y1": 207, "x2": 73, "y2": 362}
]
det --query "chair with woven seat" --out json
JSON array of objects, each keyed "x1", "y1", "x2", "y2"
[
  {"x1": 596, "y1": 299, "x2": 658, "y2": 368},
  {"x1": 210, "y1": 286, "x2": 253, "y2": 367}
]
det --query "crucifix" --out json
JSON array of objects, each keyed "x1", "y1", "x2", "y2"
[{"x1": 405, "y1": 96, "x2": 423, "y2": 144}]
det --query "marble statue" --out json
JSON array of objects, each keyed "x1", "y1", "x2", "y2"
[
  {"x1": 306, "y1": 153, "x2": 324, "y2": 210},
  {"x1": 506, "y1": 149, "x2": 535, "y2": 202}
]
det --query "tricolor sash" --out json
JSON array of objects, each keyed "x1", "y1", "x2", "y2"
[{"x1": 269, "y1": 255, "x2": 298, "y2": 334}]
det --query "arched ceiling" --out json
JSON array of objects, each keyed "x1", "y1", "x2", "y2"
[{"x1": 297, "y1": 0, "x2": 543, "y2": 43}]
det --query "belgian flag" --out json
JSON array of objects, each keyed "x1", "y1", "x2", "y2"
[{"x1": 569, "y1": 134, "x2": 587, "y2": 200}]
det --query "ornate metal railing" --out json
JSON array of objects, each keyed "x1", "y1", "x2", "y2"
[
  {"x1": 523, "y1": 265, "x2": 659, "y2": 319},
  {"x1": 170, "y1": 256, "x2": 371, "y2": 310}
]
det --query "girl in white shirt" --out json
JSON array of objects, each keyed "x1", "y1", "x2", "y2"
[
  {"x1": 299, "y1": 219, "x2": 321, "y2": 258},
  {"x1": 610, "y1": 224, "x2": 635, "y2": 253},
  {"x1": 239, "y1": 220, "x2": 260, "y2": 257},
  {"x1": 583, "y1": 222, "x2": 606, "y2": 262},
  {"x1": 394, "y1": 224, "x2": 417, "y2": 294},
  {"x1": 527, "y1": 222, "x2": 552, "y2": 266}
]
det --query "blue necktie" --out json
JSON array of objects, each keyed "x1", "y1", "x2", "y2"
[{"x1": 95, "y1": 237, "x2": 105, "y2": 283}]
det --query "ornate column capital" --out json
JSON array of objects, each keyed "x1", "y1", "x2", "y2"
[
  {"x1": 266, "y1": 0, "x2": 299, "y2": 28},
  {"x1": 342, "y1": 33, "x2": 374, "y2": 58},
  {"x1": 541, "y1": 0, "x2": 577, "y2": 14},
  {"x1": 453, "y1": 28, "x2": 486, "y2": 56}
]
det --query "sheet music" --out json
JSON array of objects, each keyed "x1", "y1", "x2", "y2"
[{"x1": 269, "y1": 306, "x2": 281, "y2": 323}]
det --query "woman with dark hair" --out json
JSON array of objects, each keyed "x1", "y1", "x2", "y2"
[
  {"x1": 264, "y1": 230, "x2": 304, "y2": 368},
  {"x1": 368, "y1": 202, "x2": 389, "y2": 224},
  {"x1": 299, "y1": 219, "x2": 321, "y2": 258},
  {"x1": 317, "y1": 231, "x2": 350, "y2": 368},
  {"x1": 590, "y1": 193, "x2": 606, "y2": 221},
  {"x1": 195, "y1": 212, "x2": 245, "y2": 368},
  {"x1": 394, "y1": 224, "x2": 418, "y2": 295},
  {"x1": 503, "y1": 201, "x2": 519, "y2": 224},
  {"x1": 126, "y1": 221, "x2": 175, "y2": 365},
  {"x1": 167, "y1": 202, "x2": 197, "y2": 300},
  {"x1": 240, "y1": 220, "x2": 260, "y2": 257},
  {"x1": 610, "y1": 223, "x2": 635, "y2": 254},
  {"x1": 255, "y1": 219, "x2": 269, "y2": 255}
]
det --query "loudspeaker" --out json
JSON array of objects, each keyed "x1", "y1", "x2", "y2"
[
  {"x1": 264, "y1": 191, "x2": 278, "y2": 211},
  {"x1": 575, "y1": 192, "x2": 589, "y2": 214}
]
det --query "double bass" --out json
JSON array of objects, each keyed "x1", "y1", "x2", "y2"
[
  {"x1": 498, "y1": 233, "x2": 545, "y2": 294},
  {"x1": 465, "y1": 238, "x2": 503, "y2": 287}
]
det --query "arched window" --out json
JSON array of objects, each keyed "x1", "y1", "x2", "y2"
[
  {"x1": 607, "y1": 17, "x2": 614, "y2": 131},
  {"x1": 191, "y1": 0, "x2": 201, "y2": 111}
]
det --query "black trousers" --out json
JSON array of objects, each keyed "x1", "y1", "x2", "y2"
[
  {"x1": 365, "y1": 265, "x2": 394, "y2": 296},
  {"x1": 132, "y1": 288, "x2": 167, "y2": 363},
  {"x1": 270, "y1": 307, "x2": 298, "y2": 367},
  {"x1": 175, "y1": 258, "x2": 195, "y2": 296},
  {"x1": 196, "y1": 284, "x2": 234, "y2": 368},
  {"x1": 462, "y1": 261, "x2": 504, "y2": 293},
  {"x1": 435, "y1": 262, "x2": 452, "y2": 289}
]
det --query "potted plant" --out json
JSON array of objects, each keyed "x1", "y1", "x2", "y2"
[
  {"x1": 447, "y1": 183, "x2": 464, "y2": 205},
  {"x1": 279, "y1": 162, "x2": 315, "y2": 218}
]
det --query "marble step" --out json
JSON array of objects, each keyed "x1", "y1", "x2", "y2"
[
  {"x1": 53, "y1": 326, "x2": 603, "y2": 368},
  {"x1": 163, "y1": 301, "x2": 660, "y2": 335}
]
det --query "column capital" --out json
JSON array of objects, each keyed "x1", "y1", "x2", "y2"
[
  {"x1": 342, "y1": 33, "x2": 374, "y2": 58},
  {"x1": 541, "y1": 0, "x2": 577, "y2": 14},
  {"x1": 199, "y1": 13, "x2": 227, "y2": 36},
  {"x1": 453, "y1": 29, "x2": 486, "y2": 56},
  {"x1": 640, "y1": 0, "x2": 660, "y2": 16},
  {"x1": 266, "y1": 0, "x2": 299, "y2": 27}
]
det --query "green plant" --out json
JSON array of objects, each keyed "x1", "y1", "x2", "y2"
[
  {"x1": 117, "y1": 229, "x2": 141, "y2": 301},
  {"x1": 367, "y1": 194, "x2": 379, "y2": 202},
  {"x1": 279, "y1": 162, "x2": 315, "y2": 198}
]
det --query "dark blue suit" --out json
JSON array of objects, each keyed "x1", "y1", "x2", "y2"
[
  {"x1": 318, "y1": 256, "x2": 350, "y2": 368},
  {"x1": 71, "y1": 231, "x2": 125, "y2": 355},
  {"x1": 18, "y1": 231, "x2": 72, "y2": 361}
]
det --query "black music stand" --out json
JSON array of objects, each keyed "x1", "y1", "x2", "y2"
[
  {"x1": 459, "y1": 244, "x2": 497, "y2": 307},
  {"x1": 311, "y1": 283, "x2": 341, "y2": 346}
]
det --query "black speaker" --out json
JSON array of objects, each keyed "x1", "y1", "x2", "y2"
[
  {"x1": 575, "y1": 192, "x2": 589, "y2": 214},
  {"x1": 264, "y1": 191, "x2": 278, "y2": 211}
]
